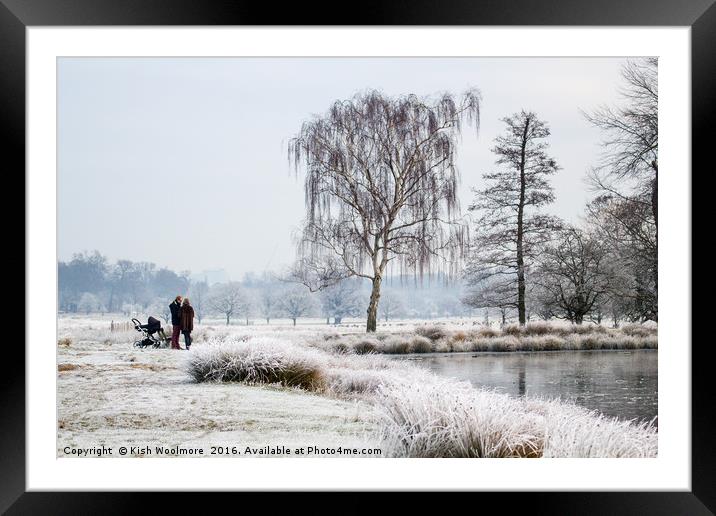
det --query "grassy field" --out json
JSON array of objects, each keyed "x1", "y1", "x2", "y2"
[{"x1": 58, "y1": 315, "x2": 658, "y2": 458}]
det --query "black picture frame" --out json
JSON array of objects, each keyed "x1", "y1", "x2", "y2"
[{"x1": 4, "y1": 0, "x2": 710, "y2": 512}]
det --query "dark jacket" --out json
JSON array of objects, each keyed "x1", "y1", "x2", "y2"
[
  {"x1": 169, "y1": 300, "x2": 182, "y2": 325},
  {"x1": 181, "y1": 305, "x2": 195, "y2": 333}
]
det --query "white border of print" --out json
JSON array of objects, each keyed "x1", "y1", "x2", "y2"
[{"x1": 27, "y1": 27, "x2": 690, "y2": 491}]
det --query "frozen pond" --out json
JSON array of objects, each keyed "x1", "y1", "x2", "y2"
[{"x1": 395, "y1": 350, "x2": 657, "y2": 424}]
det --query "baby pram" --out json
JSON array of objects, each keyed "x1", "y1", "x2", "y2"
[{"x1": 132, "y1": 316, "x2": 169, "y2": 349}]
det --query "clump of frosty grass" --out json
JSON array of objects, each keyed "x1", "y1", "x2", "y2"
[
  {"x1": 525, "y1": 398, "x2": 658, "y2": 458},
  {"x1": 307, "y1": 321, "x2": 657, "y2": 355},
  {"x1": 186, "y1": 335, "x2": 657, "y2": 458},
  {"x1": 186, "y1": 336, "x2": 427, "y2": 396},
  {"x1": 186, "y1": 337, "x2": 326, "y2": 391},
  {"x1": 375, "y1": 380, "x2": 543, "y2": 457},
  {"x1": 376, "y1": 380, "x2": 657, "y2": 458}
]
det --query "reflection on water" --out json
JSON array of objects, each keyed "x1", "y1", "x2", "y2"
[{"x1": 397, "y1": 350, "x2": 657, "y2": 424}]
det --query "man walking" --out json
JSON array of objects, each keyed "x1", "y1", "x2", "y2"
[{"x1": 169, "y1": 295, "x2": 183, "y2": 350}]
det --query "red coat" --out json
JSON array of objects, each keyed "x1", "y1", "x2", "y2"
[{"x1": 181, "y1": 305, "x2": 194, "y2": 332}]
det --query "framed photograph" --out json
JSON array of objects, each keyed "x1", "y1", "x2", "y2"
[{"x1": 6, "y1": 0, "x2": 711, "y2": 511}]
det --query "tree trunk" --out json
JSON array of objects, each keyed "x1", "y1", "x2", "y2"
[
  {"x1": 292, "y1": 317, "x2": 297, "y2": 326},
  {"x1": 516, "y1": 247, "x2": 526, "y2": 325},
  {"x1": 366, "y1": 276, "x2": 382, "y2": 332},
  {"x1": 266, "y1": 318, "x2": 270, "y2": 324},
  {"x1": 651, "y1": 164, "x2": 658, "y2": 323},
  {"x1": 651, "y1": 163, "x2": 658, "y2": 231},
  {"x1": 516, "y1": 118, "x2": 530, "y2": 326},
  {"x1": 226, "y1": 314, "x2": 230, "y2": 325},
  {"x1": 575, "y1": 313, "x2": 584, "y2": 325},
  {"x1": 335, "y1": 316, "x2": 342, "y2": 325}
]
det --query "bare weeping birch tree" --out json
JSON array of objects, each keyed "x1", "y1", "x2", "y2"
[{"x1": 289, "y1": 89, "x2": 481, "y2": 332}]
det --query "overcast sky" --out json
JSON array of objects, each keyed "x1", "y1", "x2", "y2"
[{"x1": 58, "y1": 57, "x2": 626, "y2": 279}]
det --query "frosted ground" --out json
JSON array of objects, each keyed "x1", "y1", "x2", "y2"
[
  {"x1": 57, "y1": 316, "x2": 377, "y2": 457},
  {"x1": 57, "y1": 314, "x2": 658, "y2": 458}
]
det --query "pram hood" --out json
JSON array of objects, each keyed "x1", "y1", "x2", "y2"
[{"x1": 141, "y1": 316, "x2": 162, "y2": 333}]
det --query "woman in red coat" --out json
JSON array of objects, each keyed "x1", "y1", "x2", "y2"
[{"x1": 180, "y1": 298, "x2": 195, "y2": 350}]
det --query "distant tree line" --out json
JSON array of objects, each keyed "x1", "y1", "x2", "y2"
[
  {"x1": 58, "y1": 252, "x2": 191, "y2": 314},
  {"x1": 58, "y1": 252, "x2": 470, "y2": 325}
]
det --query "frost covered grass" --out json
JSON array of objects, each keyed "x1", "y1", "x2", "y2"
[
  {"x1": 58, "y1": 315, "x2": 656, "y2": 356},
  {"x1": 529, "y1": 398, "x2": 658, "y2": 458},
  {"x1": 186, "y1": 338, "x2": 327, "y2": 390},
  {"x1": 186, "y1": 336, "x2": 432, "y2": 397},
  {"x1": 185, "y1": 334, "x2": 658, "y2": 458},
  {"x1": 375, "y1": 380, "x2": 543, "y2": 457},
  {"x1": 57, "y1": 317, "x2": 378, "y2": 456},
  {"x1": 376, "y1": 381, "x2": 657, "y2": 458},
  {"x1": 58, "y1": 315, "x2": 139, "y2": 347},
  {"x1": 57, "y1": 315, "x2": 658, "y2": 459},
  {"x1": 305, "y1": 321, "x2": 657, "y2": 355}
]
